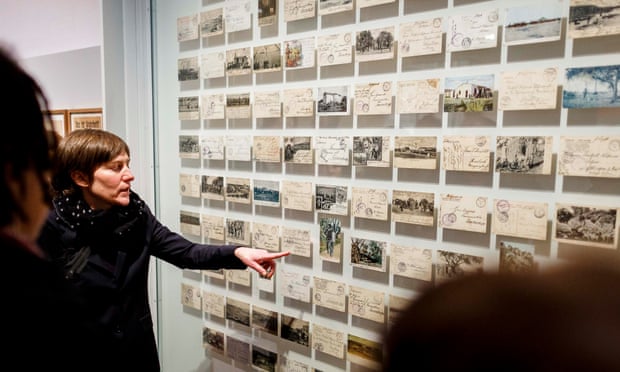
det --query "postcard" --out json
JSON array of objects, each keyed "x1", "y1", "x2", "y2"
[
  {"x1": 563, "y1": 65, "x2": 620, "y2": 109},
  {"x1": 281, "y1": 314, "x2": 310, "y2": 347},
  {"x1": 224, "y1": 0, "x2": 251, "y2": 33},
  {"x1": 282, "y1": 180, "x2": 313, "y2": 211},
  {"x1": 435, "y1": 250, "x2": 484, "y2": 284},
  {"x1": 388, "y1": 294, "x2": 412, "y2": 326},
  {"x1": 226, "y1": 218, "x2": 251, "y2": 245},
  {"x1": 504, "y1": 4, "x2": 562, "y2": 46},
  {"x1": 284, "y1": 136, "x2": 313, "y2": 164},
  {"x1": 280, "y1": 268, "x2": 311, "y2": 303},
  {"x1": 499, "y1": 68, "x2": 558, "y2": 111},
  {"x1": 499, "y1": 240, "x2": 537, "y2": 274},
  {"x1": 253, "y1": 91, "x2": 281, "y2": 118},
  {"x1": 442, "y1": 135, "x2": 490, "y2": 172},
  {"x1": 258, "y1": 0, "x2": 277, "y2": 27},
  {"x1": 349, "y1": 285, "x2": 385, "y2": 323},
  {"x1": 284, "y1": 37, "x2": 315, "y2": 69},
  {"x1": 180, "y1": 210, "x2": 201, "y2": 237},
  {"x1": 181, "y1": 283, "x2": 201, "y2": 310},
  {"x1": 317, "y1": 32, "x2": 353, "y2": 66},
  {"x1": 225, "y1": 177, "x2": 251, "y2": 204},
  {"x1": 178, "y1": 96, "x2": 200, "y2": 120},
  {"x1": 391, "y1": 190, "x2": 435, "y2": 226},
  {"x1": 313, "y1": 276, "x2": 347, "y2": 312},
  {"x1": 496, "y1": 136, "x2": 553, "y2": 175},
  {"x1": 447, "y1": 8, "x2": 499, "y2": 52},
  {"x1": 201, "y1": 93, "x2": 225, "y2": 120},
  {"x1": 397, "y1": 79, "x2": 440, "y2": 114},
  {"x1": 252, "y1": 222, "x2": 280, "y2": 252},
  {"x1": 179, "y1": 173, "x2": 201, "y2": 198},
  {"x1": 225, "y1": 93, "x2": 251, "y2": 119},
  {"x1": 202, "y1": 290, "x2": 225, "y2": 318},
  {"x1": 256, "y1": 272, "x2": 275, "y2": 293},
  {"x1": 355, "y1": 26, "x2": 395, "y2": 62},
  {"x1": 200, "y1": 135, "x2": 224, "y2": 160},
  {"x1": 201, "y1": 175, "x2": 224, "y2": 201},
  {"x1": 253, "y1": 43, "x2": 281, "y2": 73},
  {"x1": 352, "y1": 187, "x2": 389, "y2": 221},
  {"x1": 358, "y1": 0, "x2": 395, "y2": 7},
  {"x1": 399, "y1": 18, "x2": 443, "y2": 57},
  {"x1": 284, "y1": 0, "x2": 315, "y2": 22},
  {"x1": 444, "y1": 74, "x2": 494, "y2": 112},
  {"x1": 568, "y1": 0, "x2": 620, "y2": 39},
  {"x1": 314, "y1": 136, "x2": 350, "y2": 166},
  {"x1": 555, "y1": 203, "x2": 619, "y2": 249},
  {"x1": 390, "y1": 244, "x2": 433, "y2": 281},
  {"x1": 347, "y1": 334, "x2": 382, "y2": 370},
  {"x1": 312, "y1": 323, "x2": 345, "y2": 359},
  {"x1": 202, "y1": 269, "x2": 225, "y2": 280},
  {"x1": 225, "y1": 135, "x2": 252, "y2": 161},
  {"x1": 318, "y1": 0, "x2": 353, "y2": 16},
  {"x1": 315, "y1": 184, "x2": 348, "y2": 216},
  {"x1": 319, "y1": 217, "x2": 343, "y2": 263},
  {"x1": 252, "y1": 345, "x2": 278, "y2": 372},
  {"x1": 253, "y1": 136, "x2": 281, "y2": 162},
  {"x1": 200, "y1": 8, "x2": 224, "y2": 38},
  {"x1": 251, "y1": 305, "x2": 278, "y2": 336},
  {"x1": 226, "y1": 47, "x2": 252, "y2": 77},
  {"x1": 354, "y1": 82, "x2": 392, "y2": 115},
  {"x1": 226, "y1": 297, "x2": 251, "y2": 327},
  {"x1": 285, "y1": 359, "x2": 311, "y2": 372},
  {"x1": 317, "y1": 85, "x2": 350, "y2": 116},
  {"x1": 202, "y1": 326, "x2": 225, "y2": 354},
  {"x1": 281, "y1": 227, "x2": 312, "y2": 257},
  {"x1": 352, "y1": 136, "x2": 390, "y2": 167},
  {"x1": 350, "y1": 237, "x2": 387, "y2": 272},
  {"x1": 179, "y1": 135, "x2": 200, "y2": 159},
  {"x1": 253, "y1": 179, "x2": 280, "y2": 207},
  {"x1": 283, "y1": 88, "x2": 314, "y2": 117},
  {"x1": 178, "y1": 56, "x2": 199, "y2": 82},
  {"x1": 201, "y1": 52, "x2": 225, "y2": 79},
  {"x1": 492, "y1": 199, "x2": 548, "y2": 240},
  {"x1": 559, "y1": 136, "x2": 620, "y2": 178},
  {"x1": 201, "y1": 214, "x2": 225, "y2": 242},
  {"x1": 393, "y1": 136, "x2": 438, "y2": 169},
  {"x1": 226, "y1": 336, "x2": 250, "y2": 364},
  {"x1": 227, "y1": 269, "x2": 251, "y2": 287},
  {"x1": 439, "y1": 194, "x2": 488, "y2": 233},
  {"x1": 177, "y1": 14, "x2": 199, "y2": 42}
]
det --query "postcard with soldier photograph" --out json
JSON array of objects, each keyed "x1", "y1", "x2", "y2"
[
  {"x1": 202, "y1": 326, "x2": 225, "y2": 354},
  {"x1": 355, "y1": 26, "x2": 395, "y2": 63},
  {"x1": 315, "y1": 184, "x2": 348, "y2": 216},
  {"x1": 495, "y1": 136, "x2": 553, "y2": 175},
  {"x1": 283, "y1": 136, "x2": 313, "y2": 164},
  {"x1": 179, "y1": 135, "x2": 200, "y2": 159},
  {"x1": 352, "y1": 136, "x2": 390, "y2": 167},
  {"x1": 226, "y1": 218, "x2": 251, "y2": 245},
  {"x1": 498, "y1": 240, "x2": 537, "y2": 274},
  {"x1": 201, "y1": 175, "x2": 224, "y2": 201},
  {"x1": 319, "y1": 217, "x2": 343, "y2": 263},
  {"x1": 178, "y1": 96, "x2": 200, "y2": 120},
  {"x1": 392, "y1": 190, "x2": 434, "y2": 226}
]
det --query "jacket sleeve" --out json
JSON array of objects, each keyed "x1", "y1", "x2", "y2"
[{"x1": 145, "y1": 207, "x2": 247, "y2": 270}]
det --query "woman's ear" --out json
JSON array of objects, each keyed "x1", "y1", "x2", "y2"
[{"x1": 70, "y1": 171, "x2": 89, "y2": 187}]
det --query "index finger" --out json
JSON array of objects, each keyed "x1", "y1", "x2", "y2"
[{"x1": 266, "y1": 251, "x2": 291, "y2": 259}]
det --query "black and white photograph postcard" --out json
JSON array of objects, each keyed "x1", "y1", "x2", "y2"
[
  {"x1": 350, "y1": 237, "x2": 387, "y2": 272},
  {"x1": 347, "y1": 334, "x2": 382, "y2": 370},
  {"x1": 283, "y1": 136, "x2": 313, "y2": 164},
  {"x1": 499, "y1": 240, "x2": 537, "y2": 274},
  {"x1": 319, "y1": 217, "x2": 343, "y2": 263},
  {"x1": 225, "y1": 93, "x2": 251, "y2": 119},
  {"x1": 563, "y1": 64, "x2": 620, "y2": 109},
  {"x1": 226, "y1": 297, "x2": 251, "y2": 327},
  {"x1": 178, "y1": 96, "x2": 200, "y2": 120},
  {"x1": 201, "y1": 175, "x2": 224, "y2": 201},
  {"x1": 179, "y1": 210, "x2": 201, "y2": 237},
  {"x1": 444, "y1": 74, "x2": 494, "y2": 112},
  {"x1": 568, "y1": 1, "x2": 620, "y2": 38},
  {"x1": 504, "y1": 3, "x2": 562, "y2": 46},
  {"x1": 226, "y1": 47, "x2": 252, "y2": 76},
  {"x1": 178, "y1": 135, "x2": 200, "y2": 159},
  {"x1": 393, "y1": 136, "x2": 438, "y2": 169},
  {"x1": 258, "y1": 0, "x2": 277, "y2": 27},
  {"x1": 555, "y1": 204, "x2": 619, "y2": 249},
  {"x1": 177, "y1": 56, "x2": 199, "y2": 81},
  {"x1": 251, "y1": 305, "x2": 278, "y2": 336},
  {"x1": 495, "y1": 136, "x2": 553, "y2": 175},
  {"x1": 318, "y1": 0, "x2": 353, "y2": 16},
  {"x1": 317, "y1": 85, "x2": 349, "y2": 115},
  {"x1": 225, "y1": 177, "x2": 251, "y2": 204},
  {"x1": 253, "y1": 43, "x2": 281, "y2": 73},
  {"x1": 280, "y1": 314, "x2": 310, "y2": 347},
  {"x1": 352, "y1": 136, "x2": 390, "y2": 167},
  {"x1": 200, "y1": 8, "x2": 223, "y2": 38},
  {"x1": 435, "y1": 250, "x2": 484, "y2": 285},
  {"x1": 391, "y1": 190, "x2": 435, "y2": 226},
  {"x1": 202, "y1": 326, "x2": 225, "y2": 354},
  {"x1": 252, "y1": 344, "x2": 278, "y2": 372},
  {"x1": 226, "y1": 218, "x2": 251, "y2": 246},
  {"x1": 315, "y1": 184, "x2": 348, "y2": 216},
  {"x1": 355, "y1": 26, "x2": 395, "y2": 62},
  {"x1": 253, "y1": 179, "x2": 280, "y2": 207}
]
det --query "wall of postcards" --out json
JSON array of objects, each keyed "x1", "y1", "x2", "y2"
[{"x1": 154, "y1": 0, "x2": 620, "y2": 371}]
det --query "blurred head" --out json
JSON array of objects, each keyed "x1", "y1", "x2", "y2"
[
  {"x1": 52, "y1": 129, "x2": 133, "y2": 210},
  {"x1": 0, "y1": 46, "x2": 57, "y2": 239}
]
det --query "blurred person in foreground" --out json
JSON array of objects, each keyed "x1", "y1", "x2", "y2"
[
  {"x1": 0, "y1": 46, "x2": 113, "y2": 370},
  {"x1": 384, "y1": 259, "x2": 620, "y2": 371},
  {"x1": 38, "y1": 128, "x2": 289, "y2": 371}
]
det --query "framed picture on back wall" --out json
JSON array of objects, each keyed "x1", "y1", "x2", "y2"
[{"x1": 67, "y1": 107, "x2": 103, "y2": 132}]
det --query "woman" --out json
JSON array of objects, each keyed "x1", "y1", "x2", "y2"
[{"x1": 38, "y1": 128, "x2": 289, "y2": 371}]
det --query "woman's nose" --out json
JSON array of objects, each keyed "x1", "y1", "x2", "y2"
[{"x1": 122, "y1": 168, "x2": 135, "y2": 181}]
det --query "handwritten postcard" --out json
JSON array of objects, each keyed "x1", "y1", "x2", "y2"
[
  {"x1": 555, "y1": 203, "x2": 619, "y2": 249},
  {"x1": 352, "y1": 136, "x2": 390, "y2": 167},
  {"x1": 315, "y1": 136, "x2": 350, "y2": 166},
  {"x1": 351, "y1": 237, "x2": 387, "y2": 272},
  {"x1": 282, "y1": 180, "x2": 313, "y2": 211},
  {"x1": 352, "y1": 187, "x2": 389, "y2": 221},
  {"x1": 280, "y1": 269, "x2": 311, "y2": 303},
  {"x1": 225, "y1": 93, "x2": 251, "y2": 119},
  {"x1": 225, "y1": 177, "x2": 251, "y2": 204},
  {"x1": 444, "y1": 74, "x2": 494, "y2": 112},
  {"x1": 355, "y1": 26, "x2": 395, "y2": 63},
  {"x1": 253, "y1": 179, "x2": 280, "y2": 207},
  {"x1": 226, "y1": 297, "x2": 250, "y2": 326},
  {"x1": 317, "y1": 85, "x2": 350, "y2": 116},
  {"x1": 201, "y1": 175, "x2": 224, "y2": 201},
  {"x1": 283, "y1": 88, "x2": 314, "y2": 117},
  {"x1": 223, "y1": 0, "x2": 251, "y2": 33},
  {"x1": 442, "y1": 135, "x2": 490, "y2": 172},
  {"x1": 178, "y1": 96, "x2": 200, "y2": 121},
  {"x1": 256, "y1": 272, "x2": 274, "y2": 293},
  {"x1": 201, "y1": 93, "x2": 225, "y2": 120},
  {"x1": 281, "y1": 314, "x2": 310, "y2": 347},
  {"x1": 177, "y1": 14, "x2": 199, "y2": 42},
  {"x1": 253, "y1": 135, "x2": 281, "y2": 162},
  {"x1": 253, "y1": 91, "x2": 281, "y2": 118},
  {"x1": 281, "y1": 227, "x2": 312, "y2": 257},
  {"x1": 559, "y1": 136, "x2": 620, "y2": 178},
  {"x1": 201, "y1": 52, "x2": 225, "y2": 80},
  {"x1": 393, "y1": 136, "x2": 437, "y2": 169},
  {"x1": 349, "y1": 285, "x2": 385, "y2": 323},
  {"x1": 202, "y1": 327, "x2": 225, "y2": 354},
  {"x1": 499, "y1": 240, "x2": 537, "y2": 274},
  {"x1": 319, "y1": 217, "x2": 343, "y2": 263},
  {"x1": 284, "y1": 37, "x2": 315, "y2": 69},
  {"x1": 496, "y1": 136, "x2": 553, "y2": 175},
  {"x1": 180, "y1": 210, "x2": 201, "y2": 237},
  {"x1": 399, "y1": 18, "x2": 443, "y2": 57},
  {"x1": 284, "y1": 0, "x2": 315, "y2": 22},
  {"x1": 392, "y1": 190, "x2": 434, "y2": 226},
  {"x1": 390, "y1": 244, "x2": 433, "y2": 281},
  {"x1": 358, "y1": 0, "x2": 395, "y2": 8},
  {"x1": 252, "y1": 222, "x2": 280, "y2": 252},
  {"x1": 285, "y1": 359, "x2": 310, "y2": 372},
  {"x1": 225, "y1": 135, "x2": 252, "y2": 161},
  {"x1": 178, "y1": 56, "x2": 199, "y2": 82},
  {"x1": 347, "y1": 334, "x2": 382, "y2": 370},
  {"x1": 568, "y1": 0, "x2": 620, "y2": 39},
  {"x1": 251, "y1": 305, "x2": 278, "y2": 336},
  {"x1": 447, "y1": 8, "x2": 499, "y2": 52},
  {"x1": 284, "y1": 136, "x2": 313, "y2": 164},
  {"x1": 312, "y1": 323, "x2": 345, "y2": 359},
  {"x1": 316, "y1": 184, "x2": 348, "y2": 216},
  {"x1": 200, "y1": 135, "x2": 224, "y2": 160},
  {"x1": 504, "y1": 4, "x2": 562, "y2": 46},
  {"x1": 313, "y1": 276, "x2": 346, "y2": 312},
  {"x1": 227, "y1": 269, "x2": 251, "y2": 287},
  {"x1": 179, "y1": 135, "x2": 200, "y2": 159},
  {"x1": 225, "y1": 218, "x2": 251, "y2": 245},
  {"x1": 181, "y1": 283, "x2": 201, "y2": 310},
  {"x1": 397, "y1": 79, "x2": 440, "y2": 114},
  {"x1": 354, "y1": 82, "x2": 392, "y2": 115},
  {"x1": 439, "y1": 194, "x2": 488, "y2": 233},
  {"x1": 436, "y1": 250, "x2": 484, "y2": 284},
  {"x1": 499, "y1": 68, "x2": 558, "y2": 111},
  {"x1": 317, "y1": 32, "x2": 353, "y2": 66},
  {"x1": 201, "y1": 214, "x2": 225, "y2": 241},
  {"x1": 318, "y1": 0, "x2": 353, "y2": 16},
  {"x1": 492, "y1": 199, "x2": 548, "y2": 240},
  {"x1": 200, "y1": 8, "x2": 224, "y2": 38},
  {"x1": 179, "y1": 173, "x2": 201, "y2": 198},
  {"x1": 202, "y1": 291, "x2": 225, "y2": 318}
]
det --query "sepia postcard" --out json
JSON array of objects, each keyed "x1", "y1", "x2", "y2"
[
  {"x1": 180, "y1": 210, "x2": 201, "y2": 237},
  {"x1": 179, "y1": 173, "x2": 200, "y2": 198},
  {"x1": 352, "y1": 187, "x2": 389, "y2": 221},
  {"x1": 285, "y1": 359, "x2": 311, "y2": 372},
  {"x1": 559, "y1": 136, "x2": 620, "y2": 178},
  {"x1": 225, "y1": 93, "x2": 251, "y2": 119},
  {"x1": 355, "y1": 26, "x2": 395, "y2": 63},
  {"x1": 280, "y1": 269, "x2": 311, "y2": 303},
  {"x1": 224, "y1": 0, "x2": 251, "y2": 33},
  {"x1": 181, "y1": 283, "x2": 201, "y2": 310},
  {"x1": 317, "y1": 32, "x2": 353, "y2": 66},
  {"x1": 226, "y1": 297, "x2": 251, "y2": 327},
  {"x1": 439, "y1": 194, "x2": 488, "y2": 233},
  {"x1": 354, "y1": 82, "x2": 393, "y2": 115},
  {"x1": 315, "y1": 136, "x2": 350, "y2": 166},
  {"x1": 225, "y1": 177, "x2": 251, "y2": 204},
  {"x1": 177, "y1": 14, "x2": 199, "y2": 42},
  {"x1": 393, "y1": 136, "x2": 437, "y2": 169},
  {"x1": 397, "y1": 79, "x2": 441, "y2": 114},
  {"x1": 252, "y1": 345, "x2": 278, "y2": 372},
  {"x1": 253, "y1": 91, "x2": 281, "y2": 118},
  {"x1": 317, "y1": 85, "x2": 349, "y2": 116},
  {"x1": 200, "y1": 8, "x2": 224, "y2": 38},
  {"x1": 319, "y1": 217, "x2": 343, "y2": 263},
  {"x1": 200, "y1": 135, "x2": 224, "y2": 160},
  {"x1": 201, "y1": 93, "x2": 225, "y2": 120},
  {"x1": 388, "y1": 294, "x2": 412, "y2": 326},
  {"x1": 555, "y1": 203, "x2": 619, "y2": 249},
  {"x1": 347, "y1": 334, "x2": 382, "y2": 370},
  {"x1": 201, "y1": 214, "x2": 225, "y2": 241},
  {"x1": 227, "y1": 269, "x2": 251, "y2": 287},
  {"x1": 312, "y1": 323, "x2": 345, "y2": 359},
  {"x1": 399, "y1": 18, "x2": 443, "y2": 57},
  {"x1": 251, "y1": 305, "x2": 278, "y2": 336},
  {"x1": 504, "y1": 4, "x2": 562, "y2": 46},
  {"x1": 390, "y1": 244, "x2": 433, "y2": 281},
  {"x1": 226, "y1": 336, "x2": 251, "y2": 364},
  {"x1": 256, "y1": 272, "x2": 274, "y2": 293},
  {"x1": 563, "y1": 64, "x2": 620, "y2": 109},
  {"x1": 226, "y1": 47, "x2": 252, "y2": 77},
  {"x1": 282, "y1": 180, "x2": 313, "y2": 211},
  {"x1": 179, "y1": 135, "x2": 200, "y2": 159},
  {"x1": 283, "y1": 87, "x2": 314, "y2": 117},
  {"x1": 253, "y1": 43, "x2": 281, "y2": 73},
  {"x1": 568, "y1": 0, "x2": 620, "y2": 39},
  {"x1": 178, "y1": 56, "x2": 199, "y2": 82},
  {"x1": 284, "y1": 0, "x2": 315, "y2": 22},
  {"x1": 281, "y1": 227, "x2": 312, "y2": 257},
  {"x1": 444, "y1": 74, "x2": 494, "y2": 112},
  {"x1": 202, "y1": 291, "x2": 225, "y2": 318},
  {"x1": 281, "y1": 314, "x2": 310, "y2": 347},
  {"x1": 358, "y1": 0, "x2": 395, "y2": 8},
  {"x1": 499, "y1": 240, "x2": 537, "y2": 274},
  {"x1": 252, "y1": 222, "x2": 280, "y2": 251},
  {"x1": 349, "y1": 285, "x2": 385, "y2": 323},
  {"x1": 447, "y1": 8, "x2": 499, "y2": 52},
  {"x1": 253, "y1": 179, "x2": 280, "y2": 207},
  {"x1": 492, "y1": 199, "x2": 548, "y2": 241},
  {"x1": 178, "y1": 96, "x2": 200, "y2": 120},
  {"x1": 201, "y1": 52, "x2": 225, "y2": 79},
  {"x1": 253, "y1": 135, "x2": 281, "y2": 162},
  {"x1": 284, "y1": 136, "x2": 313, "y2": 164},
  {"x1": 284, "y1": 37, "x2": 315, "y2": 69},
  {"x1": 202, "y1": 269, "x2": 225, "y2": 280},
  {"x1": 318, "y1": 0, "x2": 353, "y2": 16},
  {"x1": 226, "y1": 218, "x2": 251, "y2": 245},
  {"x1": 351, "y1": 237, "x2": 387, "y2": 272},
  {"x1": 315, "y1": 184, "x2": 348, "y2": 216},
  {"x1": 313, "y1": 276, "x2": 347, "y2": 312},
  {"x1": 442, "y1": 135, "x2": 490, "y2": 172},
  {"x1": 202, "y1": 326, "x2": 225, "y2": 354},
  {"x1": 258, "y1": 0, "x2": 277, "y2": 27},
  {"x1": 435, "y1": 250, "x2": 484, "y2": 284},
  {"x1": 225, "y1": 135, "x2": 252, "y2": 161},
  {"x1": 201, "y1": 175, "x2": 224, "y2": 201},
  {"x1": 496, "y1": 136, "x2": 553, "y2": 175},
  {"x1": 391, "y1": 190, "x2": 434, "y2": 226},
  {"x1": 498, "y1": 68, "x2": 558, "y2": 111},
  {"x1": 352, "y1": 136, "x2": 390, "y2": 167}
]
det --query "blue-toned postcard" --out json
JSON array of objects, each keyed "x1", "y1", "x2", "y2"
[{"x1": 563, "y1": 64, "x2": 620, "y2": 108}]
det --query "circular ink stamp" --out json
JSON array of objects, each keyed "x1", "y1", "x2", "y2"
[
  {"x1": 462, "y1": 37, "x2": 472, "y2": 49},
  {"x1": 433, "y1": 18, "x2": 441, "y2": 28},
  {"x1": 496, "y1": 199, "x2": 510, "y2": 213},
  {"x1": 534, "y1": 207, "x2": 546, "y2": 219},
  {"x1": 442, "y1": 212, "x2": 457, "y2": 226},
  {"x1": 609, "y1": 139, "x2": 620, "y2": 152},
  {"x1": 398, "y1": 262, "x2": 407, "y2": 272},
  {"x1": 488, "y1": 10, "x2": 499, "y2": 23},
  {"x1": 383, "y1": 82, "x2": 391, "y2": 91},
  {"x1": 497, "y1": 211, "x2": 509, "y2": 223},
  {"x1": 344, "y1": 33, "x2": 351, "y2": 42},
  {"x1": 476, "y1": 197, "x2": 487, "y2": 208},
  {"x1": 314, "y1": 293, "x2": 321, "y2": 301},
  {"x1": 475, "y1": 136, "x2": 487, "y2": 147},
  {"x1": 328, "y1": 54, "x2": 335, "y2": 63}
]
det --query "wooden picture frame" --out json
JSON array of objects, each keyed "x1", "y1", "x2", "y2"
[
  {"x1": 67, "y1": 108, "x2": 103, "y2": 132},
  {"x1": 48, "y1": 109, "x2": 69, "y2": 138}
]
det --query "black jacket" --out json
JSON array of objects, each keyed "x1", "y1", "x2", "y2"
[{"x1": 38, "y1": 191, "x2": 246, "y2": 371}]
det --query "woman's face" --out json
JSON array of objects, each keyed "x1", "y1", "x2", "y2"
[{"x1": 79, "y1": 152, "x2": 134, "y2": 210}]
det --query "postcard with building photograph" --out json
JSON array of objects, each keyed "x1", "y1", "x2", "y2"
[
  {"x1": 498, "y1": 240, "x2": 537, "y2": 274},
  {"x1": 253, "y1": 179, "x2": 280, "y2": 207},
  {"x1": 283, "y1": 0, "x2": 315, "y2": 22},
  {"x1": 393, "y1": 136, "x2": 437, "y2": 169},
  {"x1": 252, "y1": 344, "x2": 278, "y2": 372},
  {"x1": 315, "y1": 184, "x2": 348, "y2": 216},
  {"x1": 444, "y1": 74, "x2": 494, "y2": 112},
  {"x1": 319, "y1": 217, "x2": 343, "y2": 263},
  {"x1": 225, "y1": 93, "x2": 251, "y2": 119},
  {"x1": 226, "y1": 47, "x2": 252, "y2": 76},
  {"x1": 253, "y1": 43, "x2": 281, "y2": 73},
  {"x1": 568, "y1": 1, "x2": 620, "y2": 39},
  {"x1": 355, "y1": 26, "x2": 395, "y2": 63},
  {"x1": 201, "y1": 175, "x2": 224, "y2": 201},
  {"x1": 352, "y1": 136, "x2": 390, "y2": 167},
  {"x1": 399, "y1": 18, "x2": 443, "y2": 57},
  {"x1": 391, "y1": 190, "x2": 434, "y2": 226},
  {"x1": 347, "y1": 334, "x2": 382, "y2": 370},
  {"x1": 226, "y1": 218, "x2": 251, "y2": 245},
  {"x1": 225, "y1": 177, "x2": 251, "y2": 204},
  {"x1": 280, "y1": 314, "x2": 310, "y2": 347},
  {"x1": 555, "y1": 203, "x2": 619, "y2": 249},
  {"x1": 284, "y1": 37, "x2": 315, "y2": 69},
  {"x1": 226, "y1": 297, "x2": 251, "y2": 327},
  {"x1": 495, "y1": 136, "x2": 553, "y2": 175},
  {"x1": 178, "y1": 96, "x2": 200, "y2": 120},
  {"x1": 177, "y1": 56, "x2": 199, "y2": 82},
  {"x1": 435, "y1": 250, "x2": 484, "y2": 285},
  {"x1": 563, "y1": 64, "x2": 620, "y2": 109},
  {"x1": 350, "y1": 237, "x2": 387, "y2": 272},
  {"x1": 180, "y1": 210, "x2": 201, "y2": 237},
  {"x1": 200, "y1": 8, "x2": 223, "y2": 38},
  {"x1": 349, "y1": 285, "x2": 385, "y2": 323},
  {"x1": 504, "y1": 3, "x2": 562, "y2": 46},
  {"x1": 283, "y1": 136, "x2": 313, "y2": 164},
  {"x1": 202, "y1": 326, "x2": 225, "y2": 354},
  {"x1": 317, "y1": 85, "x2": 349, "y2": 116}
]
